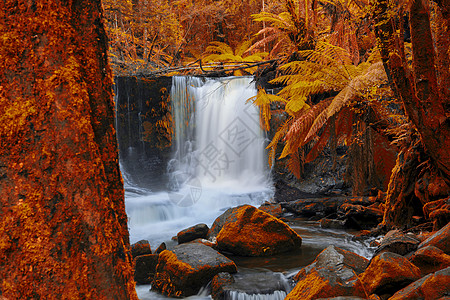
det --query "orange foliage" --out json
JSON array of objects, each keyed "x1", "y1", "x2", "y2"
[{"x1": 0, "y1": 1, "x2": 137, "y2": 299}]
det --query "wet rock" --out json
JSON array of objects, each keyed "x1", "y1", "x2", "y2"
[
  {"x1": 134, "y1": 254, "x2": 158, "y2": 284},
  {"x1": 281, "y1": 197, "x2": 372, "y2": 219},
  {"x1": 424, "y1": 198, "x2": 450, "y2": 230},
  {"x1": 287, "y1": 246, "x2": 368, "y2": 300},
  {"x1": 409, "y1": 245, "x2": 450, "y2": 276},
  {"x1": 294, "y1": 245, "x2": 369, "y2": 280},
  {"x1": 215, "y1": 205, "x2": 302, "y2": 256},
  {"x1": 389, "y1": 267, "x2": 450, "y2": 300},
  {"x1": 151, "y1": 243, "x2": 237, "y2": 297},
  {"x1": 418, "y1": 222, "x2": 450, "y2": 254},
  {"x1": 210, "y1": 205, "x2": 245, "y2": 237},
  {"x1": 360, "y1": 252, "x2": 421, "y2": 297},
  {"x1": 273, "y1": 179, "x2": 319, "y2": 202},
  {"x1": 315, "y1": 297, "x2": 367, "y2": 300},
  {"x1": 338, "y1": 203, "x2": 383, "y2": 230},
  {"x1": 131, "y1": 239, "x2": 152, "y2": 258},
  {"x1": 155, "y1": 242, "x2": 166, "y2": 254},
  {"x1": 374, "y1": 230, "x2": 420, "y2": 256},
  {"x1": 177, "y1": 223, "x2": 209, "y2": 244},
  {"x1": 320, "y1": 218, "x2": 346, "y2": 229},
  {"x1": 258, "y1": 202, "x2": 283, "y2": 218},
  {"x1": 281, "y1": 197, "x2": 343, "y2": 218},
  {"x1": 211, "y1": 272, "x2": 235, "y2": 300},
  {"x1": 187, "y1": 238, "x2": 216, "y2": 248},
  {"x1": 211, "y1": 271, "x2": 290, "y2": 300}
]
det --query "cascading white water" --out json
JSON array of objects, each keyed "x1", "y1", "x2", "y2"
[
  {"x1": 170, "y1": 76, "x2": 269, "y2": 189},
  {"x1": 227, "y1": 291, "x2": 287, "y2": 300},
  {"x1": 124, "y1": 76, "x2": 273, "y2": 247}
]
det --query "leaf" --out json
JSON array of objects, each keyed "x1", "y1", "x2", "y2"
[
  {"x1": 285, "y1": 96, "x2": 309, "y2": 116},
  {"x1": 287, "y1": 150, "x2": 302, "y2": 179}
]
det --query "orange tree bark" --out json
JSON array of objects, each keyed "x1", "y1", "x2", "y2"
[
  {"x1": 373, "y1": 0, "x2": 450, "y2": 183},
  {"x1": 372, "y1": 0, "x2": 450, "y2": 228},
  {"x1": 0, "y1": 1, "x2": 138, "y2": 299}
]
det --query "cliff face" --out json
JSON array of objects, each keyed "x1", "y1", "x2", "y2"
[{"x1": 115, "y1": 76, "x2": 173, "y2": 191}]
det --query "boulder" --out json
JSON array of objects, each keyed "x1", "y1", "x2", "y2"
[
  {"x1": 360, "y1": 252, "x2": 421, "y2": 297},
  {"x1": 389, "y1": 267, "x2": 450, "y2": 300},
  {"x1": 134, "y1": 254, "x2": 158, "y2": 284},
  {"x1": 187, "y1": 238, "x2": 216, "y2": 248},
  {"x1": 131, "y1": 239, "x2": 152, "y2": 258},
  {"x1": 320, "y1": 218, "x2": 346, "y2": 229},
  {"x1": 155, "y1": 242, "x2": 166, "y2": 254},
  {"x1": 215, "y1": 205, "x2": 302, "y2": 256},
  {"x1": 211, "y1": 272, "x2": 235, "y2": 300},
  {"x1": 210, "y1": 205, "x2": 245, "y2": 237},
  {"x1": 419, "y1": 222, "x2": 450, "y2": 254},
  {"x1": 177, "y1": 223, "x2": 209, "y2": 244},
  {"x1": 374, "y1": 230, "x2": 420, "y2": 256},
  {"x1": 151, "y1": 243, "x2": 237, "y2": 297},
  {"x1": 409, "y1": 245, "x2": 450, "y2": 276},
  {"x1": 211, "y1": 271, "x2": 290, "y2": 300},
  {"x1": 315, "y1": 297, "x2": 367, "y2": 300},
  {"x1": 281, "y1": 197, "x2": 373, "y2": 219},
  {"x1": 294, "y1": 246, "x2": 368, "y2": 281},
  {"x1": 258, "y1": 202, "x2": 284, "y2": 218},
  {"x1": 287, "y1": 246, "x2": 368, "y2": 300},
  {"x1": 338, "y1": 203, "x2": 383, "y2": 230},
  {"x1": 281, "y1": 197, "x2": 343, "y2": 218}
]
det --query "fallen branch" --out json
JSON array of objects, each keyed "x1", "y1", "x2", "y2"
[{"x1": 120, "y1": 58, "x2": 283, "y2": 77}]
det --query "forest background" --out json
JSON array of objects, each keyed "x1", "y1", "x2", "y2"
[
  {"x1": 104, "y1": 0, "x2": 450, "y2": 230},
  {"x1": 0, "y1": 0, "x2": 449, "y2": 299}
]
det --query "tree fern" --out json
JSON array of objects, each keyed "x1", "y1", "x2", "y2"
[
  {"x1": 203, "y1": 40, "x2": 267, "y2": 75},
  {"x1": 249, "y1": 0, "x2": 315, "y2": 57},
  {"x1": 255, "y1": 40, "x2": 388, "y2": 178},
  {"x1": 247, "y1": 88, "x2": 286, "y2": 131}
]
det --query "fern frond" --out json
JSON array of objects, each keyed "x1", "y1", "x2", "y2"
[
  {"x1": 235, "y1": 40, "x2": 253, "y2": 57},
  {"x1": 285, "y1": 96, "x2": 309, "y2": 116},
  {"x1": 304, "y1": 61, "x2": 387, "y2": 142},
  {"x1": 205, "y1": 41, "x2": 233, "y2": 54},
  {"x1": 266, "y1": 117, "x2": 292, "y2": 167},
  {"x1": 287, "y1": 150, "x2": 302, "y2": 179},
  {"x1": 248, "y1": 89, "x2": 286, "y2": 131},
  {"x1": 305, "y1": 121, "x2": 332, "y2": 163},
  {"x1": 284, "y1": 98, "x2": 333, "y2": 154}
]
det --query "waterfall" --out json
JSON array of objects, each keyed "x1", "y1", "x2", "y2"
[
  {"x1": 122, "y1": 76, "x2": 273, "y2": 246},
  {"x1": 170, "y1": 76, "x2": 269, "y2": 190}
]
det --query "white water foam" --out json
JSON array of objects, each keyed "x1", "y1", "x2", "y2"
[{"x1": 227, "y1": 291, "x2": 287, "y2": 300}]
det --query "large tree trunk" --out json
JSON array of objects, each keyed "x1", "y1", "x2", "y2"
[
  {"x1": 372, "y1": 0, "x2": 450, "y2": 229},
  {"x1": 0, "y1": 1, "x2": 138, "y2": 299}
]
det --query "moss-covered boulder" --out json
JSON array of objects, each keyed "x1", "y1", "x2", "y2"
[
  {"x1": 360, "y1": 252, "x2": 421, "y2": 297},
  {"x1": 287, "y1": 246, "x2": 368, "y2": 300},
  {"x1": 151, "y1": 243, "x2": 237, "y2": 297},
  {"x1": 389, "y1": 267, "x2": 450, "y2": 299},
  {"x1": 215, "y1": 205, "x2": 302, "y2": 256}
]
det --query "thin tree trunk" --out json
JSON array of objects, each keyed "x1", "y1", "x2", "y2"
[{"x1": 0, "y1": 1, "x2": 138, "y2": 299}]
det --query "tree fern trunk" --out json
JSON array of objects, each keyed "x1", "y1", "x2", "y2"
[
  {"x1": 0, "y1": 1, "x2": 138, "y2": 299},
  {"x1": 373, "y1": 0, "x2": 450, "y2": 229},
  {"x1": 382, "y1": 141, "x2": 423, "y2": 229}
]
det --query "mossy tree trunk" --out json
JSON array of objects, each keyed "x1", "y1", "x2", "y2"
[
  {"x1": 0, "y1": 1, "x2": 138, "y2": 299},
  {"x1": 373, "y1": 0, "x2": 450, "y2": 229}
]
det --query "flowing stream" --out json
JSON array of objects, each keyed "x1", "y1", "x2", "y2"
[{"x1": 117, "y1": 76, "x2": 375, "y2": 300}]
